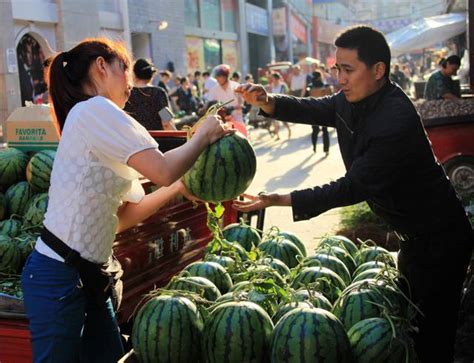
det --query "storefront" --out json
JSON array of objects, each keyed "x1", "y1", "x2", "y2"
[{"x1": 184, "y1": 0, "x2": 240, "y2": 74}]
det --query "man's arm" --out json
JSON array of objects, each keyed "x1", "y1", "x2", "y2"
[
  {"x1": 235, "y1": 83, "x2": 337, "y2": 127},
  {"x1": 291, "y1": 127, "x2": 413, "y2": 221}
]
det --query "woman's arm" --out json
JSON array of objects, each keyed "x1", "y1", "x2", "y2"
[
  {"x1": 116, "y1": 182, "x2": 181, "y2": 233},
  {"x1": 128, "y1": 115, "x2": 233, "y2": 188}
]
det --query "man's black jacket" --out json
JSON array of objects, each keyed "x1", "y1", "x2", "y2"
[{"x1": 268, "y1": 81, "x2": 468, "y2": 235}]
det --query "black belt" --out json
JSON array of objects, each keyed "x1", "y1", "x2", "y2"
[{"x1": 41, "y1": 227, "x2": 83, "y2": 267}]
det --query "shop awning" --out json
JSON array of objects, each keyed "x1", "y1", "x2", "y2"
[{"x1": 386, "y1": 13, "x2": 467, "y2": 57}]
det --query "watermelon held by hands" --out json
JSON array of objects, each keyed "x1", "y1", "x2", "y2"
[
  {"x1": 0, "y1": 148, "x2": 29, "y2": 190},
  {"x1": 26, "y1": 150, "x2": 56, "y2": 192},
  {"x1": 183, "y1": 132, "x2": 256, "y2": 203}
]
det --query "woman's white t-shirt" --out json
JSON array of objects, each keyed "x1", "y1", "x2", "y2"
[{"x1": 35, "y1": 96, "x2": 158, "y2": 263}]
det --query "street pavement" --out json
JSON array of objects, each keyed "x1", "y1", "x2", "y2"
[{"x1": 245, "y1": 122, "x2": 346, "y2": 253}]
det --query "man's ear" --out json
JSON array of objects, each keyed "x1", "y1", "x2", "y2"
[{"x1": 373, "y1": 62, "x2": 386, "y2": 81}]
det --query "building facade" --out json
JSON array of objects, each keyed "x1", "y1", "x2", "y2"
[
  {"x1": 0, "y1": 0, "x2": 314, "y2": 140},
  {"x1": 0, "y1": 0, "x2": 130, "y2": 140}
]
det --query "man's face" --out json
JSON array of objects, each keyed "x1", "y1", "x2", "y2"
[
  {"x1": 445, "y1": 63, "x2": 459, "y2": 77},
  {"x1": 336, "y1": 47, "x2": 382, "y2": 103},
  {"x1": 216, "y1": 75, "x2": 228, "y2": 86}
]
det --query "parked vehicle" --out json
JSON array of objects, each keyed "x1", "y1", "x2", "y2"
[{"x1": 417, "y1": 100, "x2": 474, "y2": 197}]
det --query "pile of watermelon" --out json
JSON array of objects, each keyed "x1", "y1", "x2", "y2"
[
  {"x1": 131, "y1": 217, "x2": 418, "y2": 362},
  {"x1": 0, "y1": 147, "x2": 54, "y2": 281}
]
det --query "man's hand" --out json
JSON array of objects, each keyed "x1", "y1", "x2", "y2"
[
  {"x1": 232, "y1": 192, "x2": 281, "y2": 212},
  {"x1": 235, "y1": 83, "x2": 276, "y2": 115}
]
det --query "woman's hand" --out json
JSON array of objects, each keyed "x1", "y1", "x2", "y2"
[
  {"x1": 174, "y1": 179, "x2": 202, "y2": 203},
  {"x1": 194, "y1": 114, "x2": 235, "y2": 145},
  {"x1": 232, "y1": 192, "x2": 280, "y2": 212}
]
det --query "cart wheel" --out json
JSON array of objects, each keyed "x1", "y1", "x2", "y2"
[{"x1": 444, "y1": 156, "x2": 474, "y2": 195}]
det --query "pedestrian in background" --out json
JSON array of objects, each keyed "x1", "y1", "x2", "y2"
[
  {"x1": 308, "y1": 71, "x2": 330, "y2": 155},
  {"x1": 158, "y1": 70, "x2": 171, "y2": 95},
  {"x1": 124, "y1": 58, "x2": 175, "y2": 130},
  {"x1": 424, "y1": 55, "x2": 461, "y2": 100},
  {"x1": 268, "y1": 72, "x2": 291, "y2": 140},
  {"x1": 289, "y1": 64, "x2": 307, "y2": 97}
]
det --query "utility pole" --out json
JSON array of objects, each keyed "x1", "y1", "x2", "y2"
[{"x1": 469, "y1": 0, "x2": 474, "y2": 91}]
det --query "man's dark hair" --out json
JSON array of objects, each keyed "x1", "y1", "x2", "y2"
[
  {"x1": 335, "y1": 26, "x2": 391, "y2": 79},
  {"x1": 445, "y1": 55, "x2": 461, "y2": 67},
  {"x1": 194, "y1": 70, "x2": 201, "y2": 77},
  {"x1": 202, "y1": 71, "x2": 210, "y2": 77}
]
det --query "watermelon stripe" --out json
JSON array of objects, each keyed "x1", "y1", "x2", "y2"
[{"x1": 353, "y1": 321, "x2": 391, "y2": 359}]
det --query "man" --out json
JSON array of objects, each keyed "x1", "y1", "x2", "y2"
[
  {"x1": 424, "y1": 55, "x2": 461, "y2": 100},
  {"x1": 235, "y1": 26, "x2": 472, "y2": 363},
  {"x1": 158, "y1": 70, "x2": 172, "y2": 95},
  {"x1": 202, "y1": 71, "x2": 217, "y2": 100},
  {"x1": 193, "y1": 70, "x2": 202, "y2": 98},
  {"x1": 207, "y1": 64, "x2": 244, "y2": 123},
  {"x1": 390, "y1": 64, "x2": 407, "y2": 90},
  {"x1": 289, "y1": 64, "x2": 307, "y2": 97}
]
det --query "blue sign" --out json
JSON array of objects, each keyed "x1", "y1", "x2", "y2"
[{"x1": 246, "y1": 3, "x2": 269, "y2": 36}]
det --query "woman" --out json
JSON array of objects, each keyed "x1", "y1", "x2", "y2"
[
  {"x1": 268, "y1": 72, "x2": 291, "y2": 139},
  {"x1": 123, "y1": 58, "x2": 174, "y2": 130},
  {"x1": 20, "y1": 38, "x2": 231, "y2": 363}
]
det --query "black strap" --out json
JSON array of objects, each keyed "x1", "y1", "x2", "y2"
[{"x1": 41, "y1": 227, "x2": 82, "y2": 267}]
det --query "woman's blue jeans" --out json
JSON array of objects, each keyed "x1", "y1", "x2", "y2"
[{"x1": 20, "y1": 249, "x2": 124, "y2": 363}]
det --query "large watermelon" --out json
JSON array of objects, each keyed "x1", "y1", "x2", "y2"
[
  {"x1": 204, "y1": 254, "x2": 236, "y2": 270},
  {"x1": 0, "y1": 148, "x2": 29, "y2": 191},
  {"x1": 26, "y1": 150, "x2": 56, "y2": 192},
  {"x1": 131, "y1": 295, "x2": 204, "y2": 363},
  {"x1": 303, "y1": 253, "x2": 352, "y2": 286},
  {"x1": 23, "y1": 193, "x2": 48, "y2": 227},
  {"x1": 258, "y1": 238, "x2": 302, "y2": 268},
  {"x1": 277, "y1": 231, "x2": 307, "y2": 257},
  {"x1": 315, "y1": 245, "x2": 357, "y2": 275},
  {"x1": 202, "y1": 301, "x2": 274, "y2": 363},
  {"x1": 182, "y1": 261, "x2": 233, "y2": 294},
  {"x1": 167, "y1": 276, "x2": 221, "y2": 301},
  {"x1": 319, "y1": 235, "x2": 359, "y2": 258},
  {"x1": 0, "y1": 192, "x2": 6, "y2": 220},
  {"x1": 5, "y1": 181, "x2": 33, "y2": 217},
  {"x1": 272, "y1": 301, "x2": 314, "y2": 324},
  {"x1": 0, "y1": 235, "x2": 22, "y2": 274},
  {"x1": 0, "y1": 218, "x2": 22, "y2": 238},
  {"x1": 352, "y1": 261, "x2": 389, "y2": 278},
  {"x1": 15, "y1": 232, "x2": 37, "y2": 261},
  {"x1": 183, "y1": 132, "x2": 256, "y2": 202},
  {"x1": 291, "y1": 266, "x2": 347, "y2": 303},
  {"x1": 332, "y1": 280, "x2": 405, "y2": 331},
  {"x1": 222, "y1": 221, "x2": 261, "y2": 252},
  {"x1": 293, "y1": 289, "x2": 333, "y2": 311},
  {"x1": 355, "y1": 246, "x2": 396, "y2": 267},
  {"x1": 347, "y1": 317, "x2": 414, "y2": 363},
  {"x1": 270, "y1": 307, "x2": 352, "y2": 362}
]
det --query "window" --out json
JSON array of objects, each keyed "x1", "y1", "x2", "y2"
[
  {"x1": 222, "y1": 0, "x2": 237, "y2": 32},
  {"x1": 204, "y1": 39, "x2": 221, "y2": 70},
  {"x1": 185, "y1": 0, "x2": 200, "y2": 27},
  {"x1": 202, "y1": 0, "x2": 221, "y2": 31}
]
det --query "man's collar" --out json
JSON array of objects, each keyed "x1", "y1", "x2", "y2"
[{"x1": 351, "y1": 80, "x2": 392, "y2": 115}]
